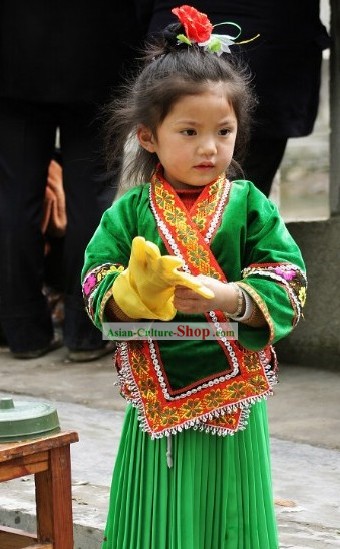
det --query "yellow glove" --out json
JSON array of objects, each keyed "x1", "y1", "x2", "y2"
[{"x1": 112, "y1": 236, "x2": 214, "y2": 321}]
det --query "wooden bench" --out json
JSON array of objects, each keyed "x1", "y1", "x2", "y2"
[{"x1": 0, "y1": 430, "x2": 79, "y2": 549}]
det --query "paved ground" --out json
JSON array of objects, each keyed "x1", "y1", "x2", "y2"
[{"x1": 0, "y1": 343, "x2": 339, "y2": 549}]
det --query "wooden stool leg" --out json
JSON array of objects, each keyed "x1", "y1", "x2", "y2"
[{"x1": 35, "y1": 445, "x2": 74, "y2": 549}]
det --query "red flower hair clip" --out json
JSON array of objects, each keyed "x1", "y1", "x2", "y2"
[
  {"x1": 172, "y1": 4, "x2": 258, "y2": 56},
  {"x1": 172, "y1": 5, "x2": 213, "y2": 43}
]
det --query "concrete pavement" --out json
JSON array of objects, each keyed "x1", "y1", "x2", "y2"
[{"x1": 0, "y1": 343, "x2": 340, "y2": 548}]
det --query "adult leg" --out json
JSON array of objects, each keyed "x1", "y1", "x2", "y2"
[
  {"x1": 59, "y1": 103, "x2": 117, "y2": 353},
  {"x1": 0, "y1": 99, "x2": 59, "y2": 354},
  {"x1": 242, "y1": 137, "x2": 287, "y2": 198}
]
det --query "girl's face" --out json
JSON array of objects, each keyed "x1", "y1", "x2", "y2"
[{"x1": 138, "y1": 82, "x2": 238, "y2": 189}]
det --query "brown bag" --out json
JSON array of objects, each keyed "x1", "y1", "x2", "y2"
[{"x1": 41, "y1": 159, "x2": 67, "y2": 237}]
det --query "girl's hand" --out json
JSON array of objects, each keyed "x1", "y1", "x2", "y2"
[{"x1": 174, "y1": 275, "x2": 240, "y2": 315}]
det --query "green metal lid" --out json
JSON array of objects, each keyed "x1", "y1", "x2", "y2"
[{"x1": 0, "y1": 397, "x2": 60, "y2": 442}]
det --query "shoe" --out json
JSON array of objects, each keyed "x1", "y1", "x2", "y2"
[
  {"x1": 67, "y1": 341, "x2": 116, "y2": 363},
  {"x1": 12, "y1": 335, "x2": 63, "y2": 359}
]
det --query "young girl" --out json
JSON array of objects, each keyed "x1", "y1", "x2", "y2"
[{"x1": 82, "y1": 5, "x2": 307, "y2": 548}]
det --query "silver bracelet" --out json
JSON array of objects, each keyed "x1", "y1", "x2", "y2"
[
  {"x1": 231, "y1": 288, "x2": 254, "y2": 321},
  {"x1": 223, "y1": 282, "x2": 243, "y2": 317}
]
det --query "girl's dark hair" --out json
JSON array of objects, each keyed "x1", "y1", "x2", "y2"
[{"x1": 105, "y1": 23, "x2": 257, "y2": 188}]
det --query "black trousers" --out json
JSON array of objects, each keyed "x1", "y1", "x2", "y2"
[
  {"x1": 242, "y1": 137, "x2": 288, "y2": 198},
  {"x1": 0, "y1": 98, "x2": 116, "y2": 352}
]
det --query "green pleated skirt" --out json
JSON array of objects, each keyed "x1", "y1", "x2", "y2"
[{"x1": 102, "y1": 401, "x2": 278, "y2": 549}]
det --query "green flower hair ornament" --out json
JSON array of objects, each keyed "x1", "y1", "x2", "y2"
[{"x1": 172, "y1": 5, "x2": 259, "y2": 56}]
